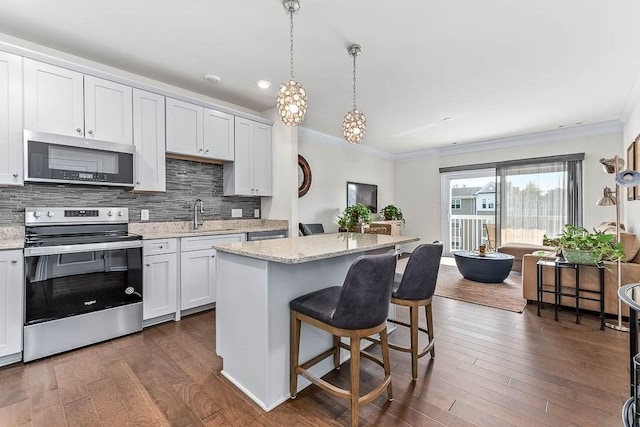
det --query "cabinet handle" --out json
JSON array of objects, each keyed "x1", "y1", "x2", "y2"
[
  {"x1": 205, "y1": 149, "x2": 209, "y2": 153},
  {"x1": 88, "y1": 130, "x2": 94, "y2": 135},
  {"x1": 145, "y1": 264, "x2": 150, "y2": 267},
  {"x1": 11, "y1": 260, "x2": 17, "y2": 264},
  {"x1": 198, "y1": 148, "x2": 203, "y2": 152},
  {"x1": 136, "y1": 181, "x2": 141, "y2": 185},
  {"x1": 159, "y1": 245, "x2": 163, "y2": 249},
  {"x1": 76, "y1": 128, "x2": 82, "y2": 134},
  {"x1": 12, "y1": 173, "x2": 18, "y2": 178},
  {"x1": 211, "y1": 255, "x2": 215, "y2": 258}
]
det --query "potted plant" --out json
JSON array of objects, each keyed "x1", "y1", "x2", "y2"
[
  {"x1": 543, "y1": 224, "x2": 625, "y2": 264},
  {"x1": 380, "y1": 204, "x2": 404, "y2": 221},
  {"x1": 337, "y1": 203, "x2": 372, "y2": 232}
]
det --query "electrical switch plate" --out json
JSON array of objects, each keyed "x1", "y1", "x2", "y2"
[
  {"x1": 254, "y1": 209, "x2": 260, "y2": 218},
  {"x1": 231, "y1": 209, "x2": 242, "y2": 218},
  {"x1": 140, "y1": 209, "x2": 149, "y2": 221}
]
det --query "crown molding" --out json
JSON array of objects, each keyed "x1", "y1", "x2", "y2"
[
  {"x1": 298, "y1": 127, "x2": 395, "y2": 161},
  {"x1": 620, "y1": 75, "x2": 640, "y2": 124},
  {"x1": 394, "y1": 120, "x2": 624, "y2": 162}
]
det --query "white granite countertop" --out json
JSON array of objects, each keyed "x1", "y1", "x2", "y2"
[
  {"x1": 213, "y1": 232, "x2": 419, "y2": 264},
  {"x1": 0, "y1": 226, "x2": 25, "y2": 250},
  {"x1": 129, "y1": 219, "x2": 288, "y2": 240}
]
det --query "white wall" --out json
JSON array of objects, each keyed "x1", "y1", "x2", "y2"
[
  {"x1": 624, "y1": 101, "x2": 640, "y2": 235},
  {"x1": 298, "y1": 137, "x2": 395, "y2": 233},
  {"x1": 395, "y1": 133, "x2": 623, "y2": 250}
]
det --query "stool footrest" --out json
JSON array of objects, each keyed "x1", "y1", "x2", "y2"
[
  {"x1": 364, "y1": 320, "x2": 434, "y2": 357},
  {"x1": 339, "y1": 341, "x2": 385, "y2": 368}
]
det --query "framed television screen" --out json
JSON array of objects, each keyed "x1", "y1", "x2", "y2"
[{"x1": 347, "y1": 182, "x2": 378, "y2": 213}]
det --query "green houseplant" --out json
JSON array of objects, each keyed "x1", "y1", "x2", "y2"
[
  {"x1": 543, "y1": 224, "x2": 625, "y2": 264},
  {"x1": 337, "y1": 203, "x2": 373, "y2": 232},
  {"x1": 380, "y1": 204, "x2": 404, "y2": 221}
]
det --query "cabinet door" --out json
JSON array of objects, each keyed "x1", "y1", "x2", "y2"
[
  {"x1": 84, "y1": 76, "x2": 133, "y2": 144},
  {"x1": 232, "y1": 117, "x2": 255, "y2": 195},
  {"x1": 180, "y1": 249, "x2": 216, "y2": 310},
  {"x1": 133, "y1": 89, "x2": 166, "y2": 192},
  {"x1": 0, "y1": 52, "x2": 22, "y2": 186},
  {"x1": 0, "y1": 250, "x2": 23, "y2": 357},
  {"x1": 143, "y1": 253, "x2": 177, "y2": 320},
  {"x1": 203, "y1": 108, "x2": 234, "y2": 161},
  {"x1": 253, "y1": 122, "x2": 272, "y2": 196},
  {"x1": 23, "y1": 59, "x2": 84, "y2": 137},
  {"x1": 166, "y1": 98, "x2": 203, "y2": 156}
]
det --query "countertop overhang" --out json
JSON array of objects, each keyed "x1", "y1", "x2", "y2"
[{"x1": 213, "y1": 232, "x2": 419, "y2": 264}]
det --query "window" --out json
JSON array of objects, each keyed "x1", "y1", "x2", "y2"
[
  {"x1": 482, "y1": 198, "x2": 487, "y2": 209},
  {"x1": 451, "y1": 199, "x2": 461, "y2": 210},
  {"x1": 452, "y1": 219, "x2": 460, "y2": 228}
]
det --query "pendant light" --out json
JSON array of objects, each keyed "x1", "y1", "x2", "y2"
[
  {"x1": 276, "y1": 0, "x2": 307, "y2": 126},
  {"x1": 343, "y1": 44, "x2": 366, "y2": 144}
]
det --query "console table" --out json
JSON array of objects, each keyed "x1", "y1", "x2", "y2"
[{"x1": 536, "y1": 258, "x2": 605, "y2": 329}]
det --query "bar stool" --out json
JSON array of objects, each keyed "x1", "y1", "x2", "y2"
[
  {"x1": 365, "y1": 243, "x2": 442, "y2": 380},
  {"x1": 289, "y1": 253, "x2": 397, "y2": 427}
]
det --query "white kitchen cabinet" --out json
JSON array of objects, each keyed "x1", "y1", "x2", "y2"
[
  {"x1": 0, "y1": 250, "x2": 23, "y2": 363},
  {"x1": 84, "y1": 75, "x2": 133, "y2": 144},
  {"x1": 133, "y1": 89, "x2": 166, "y2": 192},
  {"x1": 180, "y1": 234, "x2": 244, "y2": 311},
  {"x1": 166, "y1": 98, "x2": 235, "y2": 161},
  {"x1": 143, "y1": 239, "x2": 177, "y2": 321},
  {"x1": 223, "y1": 117, "x2": 272, "y2": 196},
  {"x1": 24, "y1": 59, "x2": 133, "y2": 144},
  {"x1": 0, "y1": 51, "x2": 22, "y2": 186},
  {"x1": 23, "y1": 58, "x2": 84, "y2": 138},
  {"x1": 166, "y1": 97, "x2": 203, "y2": 157},
  {"x1": 203, "y1": 108, "x2": 234, "y2": 161}
]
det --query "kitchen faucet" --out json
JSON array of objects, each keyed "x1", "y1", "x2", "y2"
[{"x1": 193, "y1": 198, "x2": 204, "y2": 229}]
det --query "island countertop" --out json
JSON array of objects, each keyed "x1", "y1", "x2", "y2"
[{"x1": 213, "y1": 232, "x2": 419, "y2": 264}]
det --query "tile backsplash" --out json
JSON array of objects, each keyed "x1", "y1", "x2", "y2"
[{"x1": 0, "y1": 158, "x2": 261, "y2": 225}]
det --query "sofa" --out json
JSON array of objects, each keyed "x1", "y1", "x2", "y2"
[{"x1": 521, "y1": 224, "x2": 640, "y2": 316}]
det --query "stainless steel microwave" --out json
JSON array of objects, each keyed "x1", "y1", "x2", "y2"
[{"x1": 24, "y1": 130, "x2": 134, "y2": 187}]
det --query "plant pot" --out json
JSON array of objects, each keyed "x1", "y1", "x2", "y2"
[{"x1": 561, "y1": 248, "x2": 599, "y2": 265}]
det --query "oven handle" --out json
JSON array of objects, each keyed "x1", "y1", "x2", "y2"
[{"x1": 24, "y1": 240, "x2": 143, "y2": 257}]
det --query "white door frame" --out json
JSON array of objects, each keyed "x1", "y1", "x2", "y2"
[{"x1": 440, "y1": 168, "x2": 495, "y2": 257}]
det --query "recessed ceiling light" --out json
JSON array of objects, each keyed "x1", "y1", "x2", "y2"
[
  {"x1": 443, "y1": 117, "x2": 453, "y2": 122},
  {"x1": 256, "y1": 80, "x2": 272, "y2": 89},
  {"x1": 202, "y1": 74, "x2": 221, "y2": 84}
]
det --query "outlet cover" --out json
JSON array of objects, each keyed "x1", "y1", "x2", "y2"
[
  {"x1": 231, "y1": 209, "x2": 242, "y2": 218},
  {"x1": 254, "y1": 209, "x2": 260, "y2": 218},
  {"x1": 140, "y1": 209, "x2": 149, "y2": 221}
]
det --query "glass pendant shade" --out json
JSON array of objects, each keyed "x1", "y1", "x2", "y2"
[
  {"x1": 277, "y1": 80, "x2": 307, "y2": 126},
  {"x1": 343, "y1": 109, "x2": 367, "y2": 144}
]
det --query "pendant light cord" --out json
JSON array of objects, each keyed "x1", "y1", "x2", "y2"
[
  {"x1": 352, "y1": 54, "x2": 357, "y2": 110},
  {"x1": 289, "y1": 10, "x2": 295, "y2": 81}
]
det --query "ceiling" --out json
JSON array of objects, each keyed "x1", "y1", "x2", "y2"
[{"x1": 0, "y1": 0, "x2": 639, "y2": 154}]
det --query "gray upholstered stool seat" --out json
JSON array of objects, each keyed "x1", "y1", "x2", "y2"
[{"x1": 289, "y1": 253, "x2": 397, "y2": 427}]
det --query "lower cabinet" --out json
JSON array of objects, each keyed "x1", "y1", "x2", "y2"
[
  {"x1": 0, "y1": 250, "x2": 23, "y2": 363},
  {"x1": 143, "y1": 239, "x2": 178, "y2": 321},
  {"x1": 180, "y1": 234, "x2": 244, "y2": 311}
]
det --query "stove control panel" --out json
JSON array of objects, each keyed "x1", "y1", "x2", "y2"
[{"x1": 26, "y1": 207, "x2": 129, "y2": 225}]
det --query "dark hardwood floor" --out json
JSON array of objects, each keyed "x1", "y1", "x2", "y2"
[{"x1": 0, "y1": 297, "x2": 629, "y2": 426}]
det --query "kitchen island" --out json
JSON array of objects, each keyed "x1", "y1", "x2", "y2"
[{"x1": 213, "y1": 232, "x2": 419, "y2": 411}]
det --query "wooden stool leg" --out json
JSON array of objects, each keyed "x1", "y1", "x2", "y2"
[
  {"x1": 333, "y1": 335, "x2": 341, "y2": 370},
  {"x1": 425, "y1": 303, "x2": 435, "y2": 358},
  {"x1": 410, "y1": 305, "x2": 419, "y2": 380},
  {"x1": 290, "y1": 311, "x2": 301, "y2": 398},
  {"x1": 349, "y1": 337, "x2": 361, "y2": 427},
  {"x1": 379, "y1": 327, "x2": 393, "y2": 401}
]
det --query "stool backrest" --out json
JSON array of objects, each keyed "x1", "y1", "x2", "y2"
[
  {"x1": 332, "y1": 253, "x2": 397, "y2": 329},
  {"x1": 394, "y1": 243, "x2": 443, "y2": 300},
  {"x1": 299, "y1": 223, "x2": 325, "y2": 236}
]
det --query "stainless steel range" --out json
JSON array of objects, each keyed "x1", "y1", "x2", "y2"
[{"x1": 23, "y1": 207, "x2": 143, "y2": 362}]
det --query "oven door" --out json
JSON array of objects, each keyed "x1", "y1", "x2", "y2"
[{"x1": 24, "y1": 241, "x2": 143, "y2": 326}]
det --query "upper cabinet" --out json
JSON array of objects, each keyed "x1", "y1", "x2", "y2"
[
  {"x1": 166, "y1": 97, "x2": 234, "y2": 161},
  {"x1": 23, "y1": 59, "x2": 133, "y2": 144},
  {"x1": 133, "y1": 89, "x2": 166, "y2": 192},
  {"x1": 223, "y1": 117, "x2": 272, "y2": 196},
  {"x1": 0, "y1": 51, "x2": 22, "y2": 186}
]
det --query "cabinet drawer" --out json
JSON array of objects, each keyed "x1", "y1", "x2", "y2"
[
  {"x1": 181, "y1": 234, "x2": 244, "y2": 252},
  {"x1": 143, "y1": 238, "x2": 177, "y2": 255}
]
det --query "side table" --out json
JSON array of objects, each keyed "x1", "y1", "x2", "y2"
[{"x1": 536, "y1": 258, "x2": 605, "y2": 330}]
